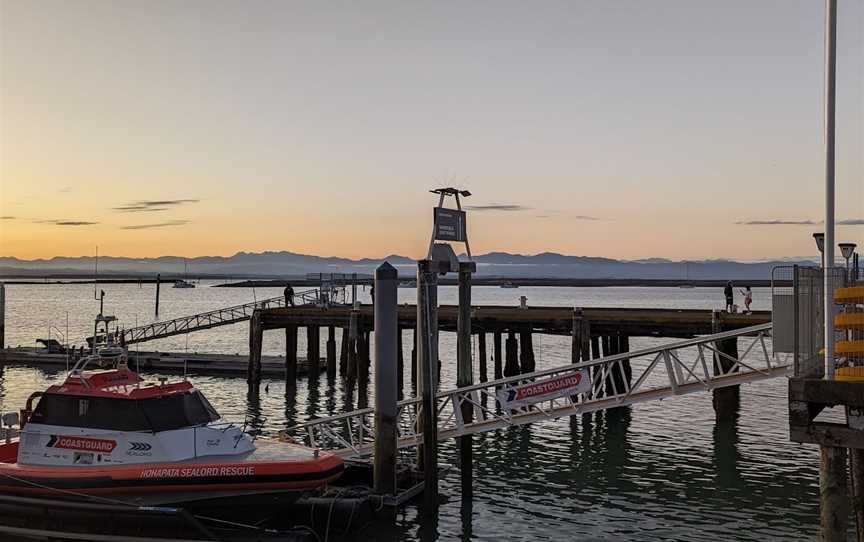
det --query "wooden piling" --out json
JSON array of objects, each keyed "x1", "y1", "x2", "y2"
[
  {"x1": 339, "y1": 327, "x2": 349, "y2": 376},
  {"x1": 247, "y1": 310, "x2": 263, "y2": 385},
  {"x1": 571, "y1": 309, "x2": 582, "y2": 364},
  {"x1": 711, "y1": 311, "x2": 740, "y2": 421},
  {"x1": 306, "y1": 326, "x2": 320, "y2": 380},
  {"x1": 519, "y1": 328, "x2": 535, "y2": 374},
  {"x1": 397, "y1": 328, "x2": 404, "y2": 399},
  {"x1": 416, "y1": 260, "x2": 439, "y2": 512},
  {"x1": 478, "y1": 332, "x2": 487, "y2": 383},
  {"x1": 504, "y1": 331, "x2": 520, "y2": 377},
  {"x1": 820, "y1": 446, "x2": 851, "y2": 542},
  {"x1": 285, "y1": 324, "x2": 298, "y2": 385},
  {"x1": 326, "y1": 326, "x2": 336, "y2": 379},
  {"x1": 456, "y1": 262, "x2": 474, "y2": 500},
  {"x1": 357, "y1": 330, "x2": 370, "y2": 388},
  {"x1": 411, "y1": 327, "x2": 418, "y2": 386},
  {"x1": 347, "y1": 310, "x2": 359, "y2": 382},
  {"x1": 493, "y1": 331, "x2": 503, "y2": 380},
  {"x1": 590, "y1": 335, "x2": 603, "y2": 397},
  {"x1": 851, "y1": 448, "x2": 864, "y2": 542}
]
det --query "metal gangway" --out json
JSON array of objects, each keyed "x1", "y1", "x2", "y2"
[
  {"x1": 118, "y1": 288, "x2": 321, "y2": 345},
  {"x1": 287, "y1": 323, "x2": 790, "y2": 459}
]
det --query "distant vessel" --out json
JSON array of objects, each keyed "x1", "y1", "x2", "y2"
[
  {"x1": 173, "y1": 260, "x2": 196, "y2": 289},
  {"x1": 500, "y1": 281, "x2": 519, "y2": 289},
  {"x1": 399, "y1": 280, "x2": 417, "y2": 288}
]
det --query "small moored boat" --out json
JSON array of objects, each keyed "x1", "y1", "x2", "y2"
[{"x1": 0, "y1": 337, "x2": 342, "y2": 505}]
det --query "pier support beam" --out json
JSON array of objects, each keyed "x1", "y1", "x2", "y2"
[
  {"x1": 347, "y1": 310, "x2": 359, "y2": 383},
  {"x1": 247, "y1": 310, "x2": 263, "y2": 386},
  {"x1": 397, "y1": 328, "x2": 405, "y2": 399},
  {"x1": 373, "y1": 263, "x2": 398, "y2": 496},
  {"x1": 411, "y1": 327, "x2": 417, "y2": 386},
  {"x1": 285, "y1": 325, "x2": 298, "y2": 386},
  {"x1": 820, "y1": 446, "x2": 851, "y2": 542},
  {"x1": 504, "y1": 331, "x2": 520, "y2": 377},
  {"x1": 519, "y1": 328, "x2": 535, "y2": 374},
  {"x1": 478, "y1": 332, "x2": 487, "y2": 383},
  {"x1": 326, "y1": 326, "x2": 336, "y2": 379},
  {"x1": 306, "y1": 326, "x2": 320, "y2": 380},
  {"x1": 416, "y1": 260, "x2": 439, "y2": 513},
  {"x1": 456, "y1": 261, "x2": 475, "y2": 500},
  {"x1": 339, "y1": 327, "x2": 349, "y2": 377},
  {"x1": 711, "y1": 311, "x2": 740, "y2": 421},
  {"x1": 493, "y1": 332, "x2": 503, "y2": 380}
]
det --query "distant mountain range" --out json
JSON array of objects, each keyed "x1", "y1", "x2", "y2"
[{"x1": 0, "y1": 251, "x2": 819, "y2": 280}]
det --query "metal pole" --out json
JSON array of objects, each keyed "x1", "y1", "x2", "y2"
[
  {"x1": 155, "y1": 274, "x2": 161, "y2": 318},
  {"x1": 373, "y1": 263, "x2": 398, "y2": 495},
  {"x1": 456, "y1": 261, "x2": 473, "y2": 499},
  {"x1": 416, "y1": 260, "x2": 439, "y2": 512},
  {"x1": 823, "y1": 0, "x2": 837, "y2": 380}
]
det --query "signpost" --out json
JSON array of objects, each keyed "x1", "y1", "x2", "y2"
[
  {"x1": 433, "y1": 208, "x2": 467, "y2": 242},
  {"x1": 497, "y1": 370, "x2": 591, "y2": 410}
]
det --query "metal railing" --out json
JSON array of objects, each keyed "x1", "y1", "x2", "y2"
[
  {"x1": 772, "y1": 265, "x2": 852, "y2": 378},
  {"x1": 120, "y1": 288, "x2": 321, "y2": 344},
  {"x1": 286, "y1": 323, "x2": 788, "y2": 458}
]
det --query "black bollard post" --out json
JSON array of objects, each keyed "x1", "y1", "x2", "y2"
[{"x1": 373, "y1": 263, "x2": 398, "y2": 496}]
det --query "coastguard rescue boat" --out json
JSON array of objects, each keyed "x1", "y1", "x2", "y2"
[{"x1": 0, "y1": 342, "x2": 342, "y2": 504}]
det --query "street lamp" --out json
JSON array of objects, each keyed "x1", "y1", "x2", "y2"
[
  {"x1": 813, "y1": 232, "x2": 825, "y2": 267},
  {"x1": 839, "y1": 242, "x2": 856, "y2": 280}
]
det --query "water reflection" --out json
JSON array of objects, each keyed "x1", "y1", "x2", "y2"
[
  {"x1": 713, "y1": 418, "x2": 743, "y2": 489},
  {"x1": 243, "y1": 386, "x2": 265, "y2": 437}
]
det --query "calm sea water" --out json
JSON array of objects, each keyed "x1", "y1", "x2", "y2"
[{"x1": 0, "y1": 282, "x2": 827, "y2": 540}]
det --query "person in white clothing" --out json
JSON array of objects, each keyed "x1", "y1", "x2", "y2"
[{"x1": 739, "y1": 286, "x2": 753, "y2": 314}]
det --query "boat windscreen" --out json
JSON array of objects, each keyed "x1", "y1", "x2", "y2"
[
  {"x1": 29, "y1": 391, "x2": 220, "y2": 432},
  {"x1": 140, "y1": 391, "x2": 220, "y2": 431},
  {"x1": 31, "y1": 394, "x2": 150, "y2": 431}
]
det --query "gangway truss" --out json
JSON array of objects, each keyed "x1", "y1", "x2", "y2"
[
  {"x1": 120, "y1": 288, "x2": 321, "y2": 345},
  {"x1": 287, "y1": 323, "x2": 789, "y2": 459}
]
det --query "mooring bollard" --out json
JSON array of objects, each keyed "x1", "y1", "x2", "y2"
[
  {"x1": 416, "y1": 259, "x2": 439, "y2": 512},
  {"x1": 373, "y1": 262, "x2": 398, "y2": 496}
]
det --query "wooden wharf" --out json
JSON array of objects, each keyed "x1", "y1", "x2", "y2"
[{"x1": 247, "y1": 303, "x2": 770, "y2": 394}]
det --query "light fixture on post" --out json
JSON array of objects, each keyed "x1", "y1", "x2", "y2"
[
  {"x1": 839, "y1": 242, "x2": 856, "y2": 281},
  {"x1": 813, "y1": 232, "x2": 825, "y2": 268}
]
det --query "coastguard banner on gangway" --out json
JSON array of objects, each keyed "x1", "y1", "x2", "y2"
[{"x1": 497, "y1": 370, "x2": 591, "y2": 410}]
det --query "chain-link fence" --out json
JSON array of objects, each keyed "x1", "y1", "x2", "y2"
[{"x1": 772, "y1": 265, "x2": 849, "y2": 378}]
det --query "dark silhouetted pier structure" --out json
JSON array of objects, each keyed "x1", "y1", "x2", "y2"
[{"x1": 247, "y1": 303, "x2": 769, "y2": 417}]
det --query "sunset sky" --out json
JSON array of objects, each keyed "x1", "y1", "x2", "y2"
[{"x1": 1, "y1": 0, "x2": 862, "y2": 261}]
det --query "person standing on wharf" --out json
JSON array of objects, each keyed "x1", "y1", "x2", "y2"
[{"x1": 724, "y1": 281, "x2": 734, "y2": 313}]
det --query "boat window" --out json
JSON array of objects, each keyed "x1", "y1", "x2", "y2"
[
  {"x1": 30, "y1": 394, "x2": 149, "y2": 431},
  {"x1": 139, "y1": 391, "x2": 219, "y2": 431}
]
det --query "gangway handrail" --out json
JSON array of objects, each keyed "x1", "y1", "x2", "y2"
[
  {"x1": 117, "y1": 288, "x2": 321, "y2": 344},
  {"x1": 286, "y1": 323, "x2": 789, "y2": 458}
]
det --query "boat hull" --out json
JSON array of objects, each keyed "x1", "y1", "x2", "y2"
[{"x1": 0, "y1": 441, "x2": 343, "y2": 505}]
